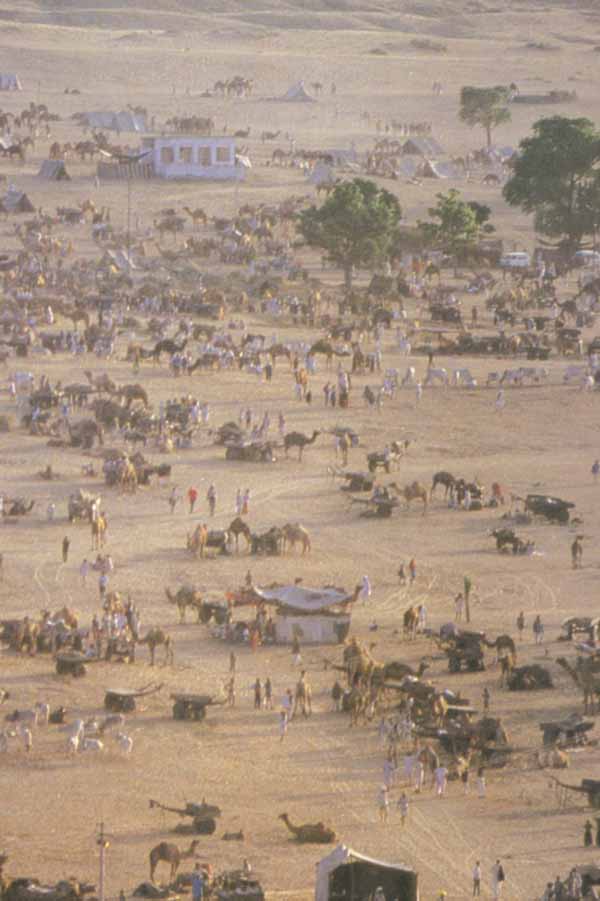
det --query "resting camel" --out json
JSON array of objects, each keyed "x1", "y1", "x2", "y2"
[
  {"x1": 282, "y1": 523, "x2": 311, "y2": 554},
  {"x1": 228, "y1": 517, "x2": 252, "y2": 552},
  {"x1": 165, "y1": 587, "x2": 203, "y2": 623},
  {"x1": 278, "y1": 813, "x2": 336, "y2": 844},
  {"x1": 149, "y1": 839, "x2": 199, "y2": 883},
  {"x1": 283, "y1": 430, "x2": 320, "y2": 461},
  {"x1": 139, "y1": 628, "x2": 173, "y2": 666},
  {"x1": 390, "y1": 481, "x2": 428, "y2": 514}
]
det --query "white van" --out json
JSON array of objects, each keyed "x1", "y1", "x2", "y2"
[{"x1": 499, "y1": 252, "x2": 531, "y2": 269}]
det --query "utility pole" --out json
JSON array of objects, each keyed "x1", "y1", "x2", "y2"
[
  {"x1": 97, "y1": 822, "x2": 109, "y2": 901},
  {"x1": 126, "y1": 166, "x2": 132, "y2": 276}
]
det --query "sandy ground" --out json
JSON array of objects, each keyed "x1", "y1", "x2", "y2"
[{"x1": 0, "y1": 5, "x2": 600, "y2": 901}]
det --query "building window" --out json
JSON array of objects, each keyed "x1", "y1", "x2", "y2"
[
  {"x1": 160, "y1": 146, "x2": 174, "y2": 164},
  {"x1": 180, "y1": 146, "x2": 193, "y2": 163},
  {"x1": 198, "y1": 146, "x2": 212, "y2": 166},
  {"x1": 215, "y1": 146, "x2": 230, "y2": 163}
]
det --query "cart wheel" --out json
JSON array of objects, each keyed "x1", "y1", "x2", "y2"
[
  {"x1": 448, "y1": 656, "x2": 460, "y2": 673},
  {"x1": 193, "y1": 706, "x2": 206, "y2": 721},
  {"x1": 173, "y1": 700, "x2": 186, "y2": 720}
]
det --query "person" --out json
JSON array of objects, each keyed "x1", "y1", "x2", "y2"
[
  {"x1": 264, "y1": 677, "x2": 273, "y2": 709},
  {"x1": 413, "y1": 757, "x2": 424, "y2": 793},
  {"x1": 491, "y1": 860, "x2": 505, "y2": 899},
  {"x1": 279, "y1": 709, "x2": 288, "y2": 742},
  {"x1": 191, "y1": 864, "x2": 204, "y2": 901},
  {"x1": 80, "y1": 558, "x2": 89, "y2": 585},
  {"x1": 464, "y1": 575, "x2": 472, "y2": 610},
  {"x1": 408, "y1": 559, "x2": 416, "y2": 583},
  {"x1": 361, "y1": 574, "x2": 372, "y2": 602},
  {"x1": 417, "y1": 603, "x2": 427, "y2": 633},
  {"x1": 482, "y1": 687, "x2": 490, "y2": 712},
  {"x1": 331, "y1": 680, "x2": 343, "y2": 712},
  {"x1": 533, "y1": 614, "x2": 544, "y2": 645},
  {"x1": 235, "y1": 489, "x2": 243, "y2": 516},
  {"x1": 495, "y1": 389, "x2": 505, "y2": 412},
  {"x1": 572, "y1": 535, "x2": 583, "y2": 569},
  {"x1": 595, "y1": 816, "x2": 600, "y2": 848},
  {"x1": 477, "y1": 765, "x2": 486, "y2": 798},
  {"x1": 585, "y1": 818, "x2": 594, "y2": 846},
  {"x1": 398, "y1": 563, "x2": 406, "y2": 585},
  {"x1": 47, "y1": 501, "x2": 56, "y2": 521},
  {"x1": 398, "y1": 791, "x2": 409, "y2": 827},
  {"x1": 377, "y1": 785, "x2": 389, "y2": 823},
  {"x1": 187, "y1": 486, "x2": 198, "y2": 514},
  {"x1": 226, "y1": 677, "x2": 236, "y2": 707},
  {"x1": 461, "y1": 767, "x2": 470, "y2": 795},
  {"x1": 434, "y1": 764, "x2": 448, "y2": 797},
  {"x1": 168, "y1": 486, "x2": 179, "y2": 514},
  {"x1": 472, "y1": 861, "x2": 481, "y2": 897},
  {"x1": 373, "y1": 888, "x2": 386, "y2": 901},
  {"x1": 383, "y1": 753, "x2": 395, "y2": 789},
  {"x1": 207, "y1": 483, "x2": 216, "y2": 516},
  {"x1": 253, "y1": 678, "x2": 262, "y2": 710},
  {"x1": 454, "y1": 592, "x2": 464, "y2": 622},
  {"x1": 62, "y1": 536, "x2": 70, "y2": 564},
  {"x1": 99, "y1": 572, "x2": 108, "y2": 600},
  {"x1": 592, "y1": 460, "x2": 600, "y2": 482},
  {"x1": 516, "y1": 610, "x2": 525, "y2": 640},
  {"x1": 242, "y1": 488, "x2": 250, "y2": 516},
  {"x1": 415, "y1": 382, "x2": 422, "y2": 405},
  {"x1": 229, "y1": 651, "x2": 236, "y2": 674},
  {"x1": 292, "y1": 634, "x2": 302, "y2": 666}
]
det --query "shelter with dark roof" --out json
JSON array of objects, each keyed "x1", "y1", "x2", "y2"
[{"x1": 38, "y1": 160, "x2": 70, "y2": 181}]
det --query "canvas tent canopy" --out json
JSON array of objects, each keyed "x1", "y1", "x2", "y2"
[
  {"x1": 280, "y1": 81, "x2": 317, "y2": 103},
  {"x1": 81, "y1": 111, "x2": 147, "y2": 133},
  {"x1": 0, "y1": 74, "x2": 21, "y2": 91},
  {"x1": 274, "y1": 612, "x2": 350, "y2": 644},
  {"x1": 402, "y1": 137, "x2": 444, "y2": 157},
  {"x1": 316, "y1": 845, "x2": 418, "y2": 901},
  {"x1": 38, "y1": 160, "x2": 70, "y2": 181},
  {"x1": 0, "y1": 189, "x2": 35, "y2": 214},
  {"x1": 253, "y1": 585, "x2": 354, "y2": 614}
]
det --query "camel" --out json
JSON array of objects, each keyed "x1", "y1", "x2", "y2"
[
  {"x1": 278, "y1": 814, "x2": 336, "y2": 844},
  {"x1": 118, "y1": 460, "x2": 138, "y2": 494},
  {"x1": 228, "y1": 517, "x2": 252, "y2": 552},
  {"x1": 149, "y1": 839, "x2": 199, "y2": 883},
  {"x1": 283, "y1": 430, "x2": 320, "y2": 461},
  {"x1": 84, "y1": 370, "x2": 116, "y2": 394},
  {"x1": 431, "y1": 471, "x2": 456, "y2": 499},
  {"x1": 152, "y1": 338, "x2": 187, "y2": 362},
  {"x1": 268, "y1": 343, "x2": 292, "y2": 366},
  {"x1": 556, "y1": 657, "x2": 600, "y2": 713},
  {"x1": 116, "y1": 383, "x2": 149, "y2": 408},
  {"x1": 309, "y1": 339, "x2": 349, "y2": 368},
  {"x1": 165, "y1": 587, "x2": 203, "y2": 623},
  {"x1": 484, "y1": 634, "x2": 517, "y2": 665},
  {"x1": 403, "y1": 606, "x2": 419, "y2": 639},
  {"x1": 183, "y1": 206, "x2": 207, "y2": 229},
  {"x1": 390, "y1": 481, "x2": 428, "y2": 515},
  {"x1": 139, "y1": 628, "x2": 173, "y2": 666},
  {"x1": 384, "y1": 659, "x2": 429, "y2": 681},
  {"x1": 91, "y1": 514, "x2": 107, "y2": 550},
  {"x1": 281, "y1": 523, "x2": 311, "y2": 554}
]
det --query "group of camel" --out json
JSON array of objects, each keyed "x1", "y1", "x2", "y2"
[{"x1": 186, "y1": 519, "x2": 312, "y2": 557}]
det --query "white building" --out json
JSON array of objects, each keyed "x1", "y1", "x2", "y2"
[{"x1": 141, "y1": 135, "x2": 246, "y2": 181}]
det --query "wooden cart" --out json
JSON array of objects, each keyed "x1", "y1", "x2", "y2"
[
  {"x1": 104, "y1": 682, "x2": 163, "y2": 712},
  {"x1": 171, "y1": 692, "x2": 224, "y2": 721}
]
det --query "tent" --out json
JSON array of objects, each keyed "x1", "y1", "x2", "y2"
[
  {"x1": 402, "y1": 136, "x2": 444, "y2": 157},
  {"x1": 82, "y1": 111, "x2": 147, "y2": 133},
  {"x1": 38, "y1": 160, "x2": 70, "y2": 181},
  {"x1": 0, "y1": 74, "x2": 21, "y2": 91},
  {"x1": 280, "y1": 81, "x2": 317, "y2": 103},
  {"x1": 0, "y1": 189, "x2": 35, "y2": 214},
  {"x1": 315, "y1": 846, "x2": 418, "y2": 901},
  {"x1": 253, "y1": 584, "x2": 355, "y2": 613},
  {"x1": 309, "y1": 163, "x2": 336, "y2": 186},
  {"x1": 274, "y1": 611, "x2": 350, "y2": 644}
]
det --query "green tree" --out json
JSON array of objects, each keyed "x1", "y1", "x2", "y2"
[
  {"x1": 459, "y1": 85, "x2": 511, "y2": 148},
  {"x1": 298, "y1": 178, "x2": 401, "y2": 290},
  {"x1": 467, "y1": 201, "x2": 495, "y2": 234},
  {"x1": 503, "y1": 116, "x2": 600, "y2": 253},
  {"x1": 419, "y1": 189, "x2": 480, "y2": 268}
]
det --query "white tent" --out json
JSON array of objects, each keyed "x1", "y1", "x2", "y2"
[
  {"x1": 0, "y1": 74, "x2": 21, "y2": 91},
  {"x1": 308, "y1": 163, "x2": 336, "y2": 186},
  {"x1": 254, "y1": 584, "x2": 354, "y2": 613},
  {"x1": 83, "y1": 111, "x2": 147, "y2": 132},
  {"x1": 275, "y1": 612, "x2": 350, "y2": 644},
  {"x1": 315, "y1": 846, "x2": 418, "y2": 901},
  {"x1": 281, "y1": 81, "x2": 316, "y2": 102}
]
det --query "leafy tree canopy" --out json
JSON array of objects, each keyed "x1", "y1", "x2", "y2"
[{"x1": 459, "y1": 85, "x2": 511, "y2": 148}]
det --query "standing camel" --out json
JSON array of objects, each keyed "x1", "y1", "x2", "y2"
[
  {"x1": 91, "y1": 514, "x2": 107, "y2": 550},
  {"x1": 283, "y1": 430, "x2": 320, "y2": 461},
  {"x1": 149, "y1": 840, "x2": 199, "y2": 883},
  {"x1": 139, "y1": 629, "x2": 173, "y2": 666},
  {"x1": 282, "y1": 523, "x2": 311, "y2": 554},
  {"x1": 228, "y1": 517, "x2": 252, "y2": 552},
  {"x1": 391, "y1": 481, "x2": 428, "y2": 515}
]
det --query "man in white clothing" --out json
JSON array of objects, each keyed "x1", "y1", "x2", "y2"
[
  {"x1": 491, "y1": 860, "x2": 505, "y2": 899},
  {"x1": 361, "y1": 574, "x2": 372, "y2": 602}
]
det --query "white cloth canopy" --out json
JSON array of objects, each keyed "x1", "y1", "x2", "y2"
[
  {"x1": 254, "y1": 585, "x2": 353, "y2": 612},
  {"x1": 315, "y1": 845, "x2": 417, "y2": 901}
]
